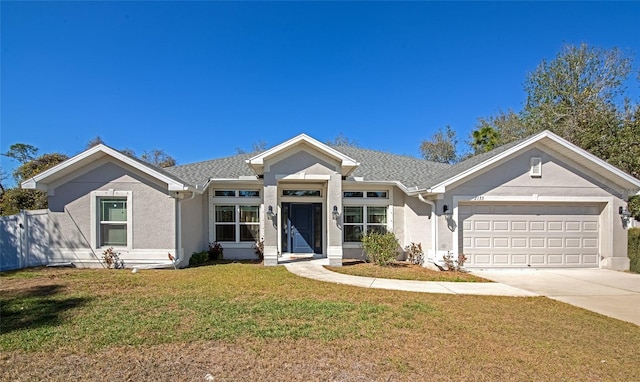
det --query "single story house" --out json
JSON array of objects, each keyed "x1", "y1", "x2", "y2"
[{"x1": 21, "y1": 130, "x2": 640, "y2": 270}]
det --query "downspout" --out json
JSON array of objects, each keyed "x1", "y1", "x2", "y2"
[
  {"x1": 418, "y1": 194, "x2": 437, "y2": 266},
  {"x1": 132, "y1": 189, "x2": 196, "y2": 272},
  {"x1": 175, "y1": 190, "x2": 197, "y2": 268}
]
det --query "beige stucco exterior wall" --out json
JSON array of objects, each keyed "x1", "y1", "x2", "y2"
[
  {"x1": 262, "y1": 148, "x2": 343, "y2": 265},
  {"x1": 180, "y1": 192, "x2": 208, "y2": 266},
  {"x1": 46, "y1": 161, "x2": 176, "y2": 268},
  {"x1": 440, "y1": 147, "x2": 630, "y2": 269}
]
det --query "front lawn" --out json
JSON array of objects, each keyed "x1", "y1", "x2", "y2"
[
  {"x1": 326, "y1": 259, "x2": 489, "y2": 282},
  {"x1": 1, "y1": 264, "x2": 638, "y2": 381}
]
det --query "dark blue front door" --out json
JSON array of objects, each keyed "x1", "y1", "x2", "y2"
[{"x1": 291, "y1": 204, "x2": 314, "y2": 253}]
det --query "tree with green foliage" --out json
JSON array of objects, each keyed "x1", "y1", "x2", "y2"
[
  {"x1": 4, "y1": 143, "x2": 39, "y2": 164},
  {"x1": 472, "y1": 109, "x2": 529, "y2": 151},
  {"x1": 0, "y1": 149, "x2": 68, "y2": 216},
  {"x1": 471, "y1": 125, "x2": 500, "y2": 154},
  {"x1": 470, "y1": 43, "x2": 640, "y2": 216},
  {"x1": 419, "y1": 125, "x2": 459, "y2": 164}
]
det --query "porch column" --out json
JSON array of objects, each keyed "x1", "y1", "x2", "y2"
[
  {"x1": 326, "y1": 173, "x2": 343, "y2": 266},
  {"x1": 263, "y1": 184, "x2": 279, "y2": 266}
]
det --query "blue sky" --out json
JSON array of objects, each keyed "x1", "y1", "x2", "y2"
[{"x1": 2, "y1": 1, "x2": 639, "y2": 184}]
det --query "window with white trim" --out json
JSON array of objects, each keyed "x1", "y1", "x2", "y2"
[
  {"x1": 212, "y1": 188, "x2": 261, "y2": 243},
  {"x1": 99, "y1": 198, "x2": 128, "y2": 246},
  {"x1": 214, "y1": 205, "x2": 260, "y2": 242},
  {"x1": 344, "y1": 191, "x2": 388, "y2": 198},
  {"x1": 91, "y1": 190, "x2": 133, "y2": 249},
  {"x1": 343, "y1": 206, "x2": 388, "y2": 242}
]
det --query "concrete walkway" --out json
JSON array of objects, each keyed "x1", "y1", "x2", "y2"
[
  {"x1": 284, "y1": 261, "x2": 640, "y2": 326},
  {"x1": 284, "y1": 261, "x2": 537, "y2": 297}
]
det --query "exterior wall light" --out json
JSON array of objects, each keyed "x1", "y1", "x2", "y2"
[
  {"x1": 267, "y1": 205, "x2": 275, "y2": 219},
  {"x1": 443, "y1": 204, "x2": 453, "y2": 217},
  {"x1": 332, "y1": 205, "x2": 340, "y2": 220}
]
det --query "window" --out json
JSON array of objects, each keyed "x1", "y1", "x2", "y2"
[
  {"x1": 214, "y1": 205, "x2": 260, "y2": 242},
  {"x1": 99, "y1": 199, "x2": 127, "y2": 246},
  {"x1": 343, "y1": 206, "x2": 388, "y2": 242},
  {"x1": 215, "y1": 190, "x2": 260, "y2": 197},
  {"x1": 91, "y1": 190, "x2": 132, "y2": 249},
  {"x1": 343, "y1": 191, "x2": 388, "y2": 198},
  {"x1": 282, "y1": 190, "x2": 321, "y2": 197},
  {"x1": 530, "y1": 157, "x2": 542, "y2": 177}
]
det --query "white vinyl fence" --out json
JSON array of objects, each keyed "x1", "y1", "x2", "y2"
[{"x1": 0, "y1": 210, "x2": 50, "y2": 271}]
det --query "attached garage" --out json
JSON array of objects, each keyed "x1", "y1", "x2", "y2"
[{"x1": 460, "y1": 203, "x2": 602, "y2": 268}]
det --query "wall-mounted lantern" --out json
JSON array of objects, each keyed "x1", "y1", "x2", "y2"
[{"x1": 332, "y1": 205, "x2": 340, "y2": 220}]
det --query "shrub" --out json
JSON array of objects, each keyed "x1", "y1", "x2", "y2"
[
  {"x1": 253, "y1": 238, "x2": 264, "y2": 261},
  {"x1": 189, "y1": 251, "x2": 209, "y2": 267},
  {"x1": 361, "y1": 231, "x2": 400, "y2": 266},
  {"x1": 102, "y1": 247, "x2": 124, "y2": 269},
  {"x1": 440, "y1": 251, "x2": 467, "y2": 272},
  {"x1": 629, "y1": 228, "x2": 640, "y2": 274},
  {"x1": 208, "y1": 242, "x2": 223, "y2": 260},
  {"x1": 404, "y1": 242, "x2": 424, "y2": 265}
]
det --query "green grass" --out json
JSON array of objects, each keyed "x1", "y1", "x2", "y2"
[{"x1": 1, "y1": 264, "x2": 639, "y2": 381}]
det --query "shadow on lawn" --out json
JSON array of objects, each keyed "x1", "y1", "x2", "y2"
[{"x1": 0, "y1": 284, "x2": 91, "y2": 334}]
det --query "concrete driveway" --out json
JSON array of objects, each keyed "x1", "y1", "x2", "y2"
[{"x1": 472, "y1": 269, "x2": 640, "y2": 326}]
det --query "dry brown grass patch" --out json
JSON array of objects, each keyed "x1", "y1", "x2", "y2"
[{"x1": 327, "y1": 259, "x2": 489, "y2": 282}]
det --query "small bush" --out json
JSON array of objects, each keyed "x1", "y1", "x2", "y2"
[
  {"x1": 189, "y1": 251, "x2": 209, "y2": 267},
  {"x1": 208, "y1": 242, "x2": 223, "y2": 260},
  {"x1": 629, "y1": 228, "x2": 640, "y2": 273},
  {"x1": 102, "y1": 247, "x2": 124, "y2": 269},
  {"x1": 253, "y1": 238, "x2": 264, "y2": 261},
  {"x1": 404, "y1": 242, "x2": 424, "y2": 265},
  {"x1": 361, "y1": 231, "x2": 400, "y2": 266},
  {"x1": 440, "y1": 251, "x2": 467, "y2": 272}
]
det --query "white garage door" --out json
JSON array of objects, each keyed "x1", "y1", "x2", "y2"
[{"x1": 460, "y1": 203, "x2": 601, "y2": 268}]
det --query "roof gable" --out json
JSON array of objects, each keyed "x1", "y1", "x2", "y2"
[
  {"x1": 246, "y1": 134, "x2": 360, "y2": 176},
  {"x1": 428, "y1": 130, "x2": 640, "y2": 195},
  {"x1": 21, "y1": 144, "x2": 192, "y2": 193}
]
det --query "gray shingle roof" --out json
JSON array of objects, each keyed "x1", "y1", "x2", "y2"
[
  {"x1": 332, "y1": 146, "x2": 451, "y2": 190},
  {"x1": 164, "y1": 139, "x2": 527, "y2": 192},
  {"x1": 425, "y1": 137, "x2": 527, "y2": 188},
  {"x1": 164, "y1": 153, "x2": 257, "y2": 189}
]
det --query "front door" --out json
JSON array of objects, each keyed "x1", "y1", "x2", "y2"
[{"x1": 290, "y1": 204, "x2": 314, "y2": 253}]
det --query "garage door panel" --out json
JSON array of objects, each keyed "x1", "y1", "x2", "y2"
[
  {"x1": 474, "y1": 221, "x2": 491, "y2": 230},
  {"x1": 462, "y1": 203, "x2": 599, "y2": 268},
  {"x1": 548, "y1": 254, "x2": 564, "y2": 264},
  {"x1": 530, "y1": 238, "x2": 546, "y2": 248},
  {"x1": 493, "y1": 221, "x2": 509, "y2": 231},
  {"x1": 493, "y1": 238, "x2": 509, "y2": 247},
  {"x1": 512, "y1": 238, "x2": 527, "y2": 248},
  {"x1": 583, "y1": 221, "x2": 598, "y2": 231},
  {"x1": 530, "y1": 221, "x2": 545, "y2": 231},
  {"x1": 583, "y1": 238, "x2": 598, "y2": 248},
  {"x1": 510, "y1": 254, "x2": 528, "y2": 265},
  {"x1": 548, "y1": 221, "x2": 563, "y2": 231},
  {"x1": 547, "y1": 238, "x2": 563, "y2": 248},
  {"x1": 566, "y1": 254, "x2": 581, "y2": 265},
  {"x1": 512, "y1": 221, "x2": 527, "y2": 231}
]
